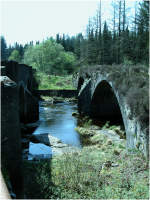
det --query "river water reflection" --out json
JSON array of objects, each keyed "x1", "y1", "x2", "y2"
[{"x1": 29, "y1": 101, "x2": 82, "y2": 155}]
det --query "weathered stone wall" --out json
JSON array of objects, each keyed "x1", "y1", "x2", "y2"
[
  {"x1": 25, "y1": 89, "x2": 39, "y2": 122},
  {"x1": 1, "y1": 60, "x2": 33, "y2": 93},
  {"x1": 32, "y1": 89, "x2": 78, "y2": 98},
  {"x1": 74, "y1": 73, "x2": 149, "y2": 157},
  {"x1": 1, "y1": 60, "x2": 39, "y2": 123},
  {"x1": 0, "y1": 66, "x2": 6, "y2": 76},
  {"x1": 18, "y1": 64, "x2": 33, "y2": 92},
  {"x1": 1, "y1": 76, "x2": 24, "y2": 198}
]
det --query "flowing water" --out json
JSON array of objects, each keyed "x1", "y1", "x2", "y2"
[
  {"x1": 29, "y1": 101, "x2": 82, "y2": 155},
  {"x1": 24, "y1": 100, "x2": 124, "y2": 158}
]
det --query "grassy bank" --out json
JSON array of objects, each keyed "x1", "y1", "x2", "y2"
[
  {"x1": 23, "y1": 124, "x2": 149, "y2": 199},
  {"x1": 33, "y1": 71, "x2": 76, "y2": 90}
]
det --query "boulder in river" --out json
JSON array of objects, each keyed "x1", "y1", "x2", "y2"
[
  {"x1": 30, "y1": 133, "x2": 81, "y2": 155},
  {"x1": 30, "y1": 133, "x2": 62, "y2": 146}
]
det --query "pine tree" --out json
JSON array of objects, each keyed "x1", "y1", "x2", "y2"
[
  {"x1": 56, "y1": 33, "x2": 60, "y2": 43},
  {"x1": 102, "y1": 21, "x2": 112, "y2": 64},
  {"x1": 1, "y1": 36, "x2": 7, "y2": 60},
  {"x1": 136, "y1": 1, "x2": 149, "y2": 65}
]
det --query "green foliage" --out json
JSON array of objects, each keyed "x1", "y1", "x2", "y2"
[
  {"x1": 1, "y1": 35, "x2": 7, "y2": 60},
  {"x1": 50, "y1": 138, "x2": 149, "y2": 199},
  {"x1": 32, "y1": 72, "x2": 75, "y2": 90},
  {"x1": 83, "y1": 116, "x2": 92, "y2": 128},
  {"x1": 9, "y1": 50, "x2": 21, "y2": 62},
  {"x1": 23, "y1": 38, "x2": 76, "y2": 74},
  {"x1": 23, "y1": 160, "x2": 62, "y2": 199},
  {"x1": 23, "y1": 123, "x2": 149, "y2": 199},
  {"x1": 102, "y1": 121, "x2": 111, "y2": 129}
]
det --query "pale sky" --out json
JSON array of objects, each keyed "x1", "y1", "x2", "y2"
[{"x1": 0, "y1": 0, "x2": 138, "y2": 47}]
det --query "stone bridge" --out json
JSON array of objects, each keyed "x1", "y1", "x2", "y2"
[
  {"x1": 73, "y1": 71, "x2": 149, "y2": 157},
  {"x1": 1, "y1": 60, "x2": 39, "y2": 122},
  {"x1": 1, "y1": 60, "x2": 39, "y2": 198}
]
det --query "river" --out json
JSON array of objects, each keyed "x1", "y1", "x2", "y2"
[
  {"x1": 29, "y1": 101, "x2": 82, "y2": 156},
  {"x1": 22, "y1": 100, "x2": 107, "y2": 160}
]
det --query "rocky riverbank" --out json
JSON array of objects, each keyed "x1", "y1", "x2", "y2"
[
  {"x1": 30, "y1": 133, "x2": 81, "y2": 155},
  {"x1": 21, "y1": 122, "x2": 81, "y2": 161}
]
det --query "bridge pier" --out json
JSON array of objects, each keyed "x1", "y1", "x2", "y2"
[
  {"x1": 1, "y1": 76, "x2": 24, "y2": 198},
  {"x1": 1, "y1": 60, "x2": 40, "y2": 197},
  {"x1": 78, "y1": 79, "x2": 92, "y2": 116}
]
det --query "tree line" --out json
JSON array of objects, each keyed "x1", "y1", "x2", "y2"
[
  {"x1": 1, "y1": 0, "x2": 149, "y2": 71},
  {"x1": 55, "y1": 0, "x2": 149, "y2": 67}
]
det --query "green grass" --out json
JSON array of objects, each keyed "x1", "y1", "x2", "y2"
[
  {"x1": 33, "y1": 71, "x2": 76, "y2": 90},
  {"x1": 23, "y1": 125, "x2": 149, "y2": 199}
]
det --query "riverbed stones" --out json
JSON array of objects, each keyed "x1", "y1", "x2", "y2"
[
  {"x1": 30, "y1": 133, "x2": 62, "y2": 145},
  {"x1": 30, "y1": 133, "x2": 81, "y2": 155},
  {"x1": 20, "y1": 121, "x2": 41, "y2": 134}
]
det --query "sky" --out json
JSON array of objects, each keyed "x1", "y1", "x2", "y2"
[{"x1": 0, "y1": 0, "x2": 138, "y2": 47}]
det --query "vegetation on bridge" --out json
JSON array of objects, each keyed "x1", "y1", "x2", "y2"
[{"x1": 79, "y1": 64, "x2": 149, "y2": 127}]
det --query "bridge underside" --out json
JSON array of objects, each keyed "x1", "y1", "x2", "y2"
[{"x1": 91, "y1": 80, "x2": 122, "y2": 121}]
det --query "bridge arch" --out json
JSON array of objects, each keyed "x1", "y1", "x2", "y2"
[
  {"x1": 77, "y1": 72, "x2": 149, "y2": 156},
  {"x1": 91, "y1": 80, "x2": 123, "y2": 122}
]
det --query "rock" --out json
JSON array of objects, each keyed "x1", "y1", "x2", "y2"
[
  {"x1": 113, "y1": 149, "x2": 120, "y2": 155},
  {"x1": 91, "y1": 125, "x2": 101, "y2": 130},
  {"x1": 106, "y1": 139, "x2": 112, "y2": 145},
  {"x1": 111, "y1": 163, "x2": 119, "y2": 167},
  {"x1": 21, "y1": 138, "x2": 30, "y2": 149},
  {"x1": 69, "y1": 99, "x2": 77, "y2": 102},
  {"x1": 30, "y1": 133, "x2": 81, "y2": 156},
  {"x1": 101, "y1": 161, "x2": 119, "y2": 169},
  {"x1": 30, "y1": 133, "x2": 62, "y2": 146},
  {"x1": 28, "y1": 154, "x2": 52, "y2": 161},
  {"x1": 102, "y1": 161, "x2": 112, "y2": 169},
  {"x1": 53, "y1": 100, "x2": 64, "y2": 104},
  {"x1": 72, "y1": 112, "x2": 77, "y2": 116},
  {"x1": 21, "y1": 121, "x2": 41, "y2": 134},
  {"x1": 25, "y1": 122, "x2": 40, "y2": 128},
  {"x1": 22, "y1": 152, "x2": 32, "y2": 160},
  {"x1": 22, "y1": 149, "x2": 29, "y2": 154},
  {"x1": 20, "y1": 126, "x2": 27, "y2": 133}
]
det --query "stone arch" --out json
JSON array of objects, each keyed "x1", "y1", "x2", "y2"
[
  {"x1": 77, "y1": 77, "x2": 84, "y2": 92},
  {"x1": 19, "y1": 83, "x2": 26, "y2": 122},
  {"x1": 91, "y1": 80, "x2": 123, "y2": 123}
]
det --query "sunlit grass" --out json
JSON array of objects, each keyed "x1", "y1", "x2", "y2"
[
  {"x1": 23, "y1": 125, "x2": 149, "y2": 199},
  {"x1": 33, "y1": 71, "x2": 76, "y2": 90}
]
